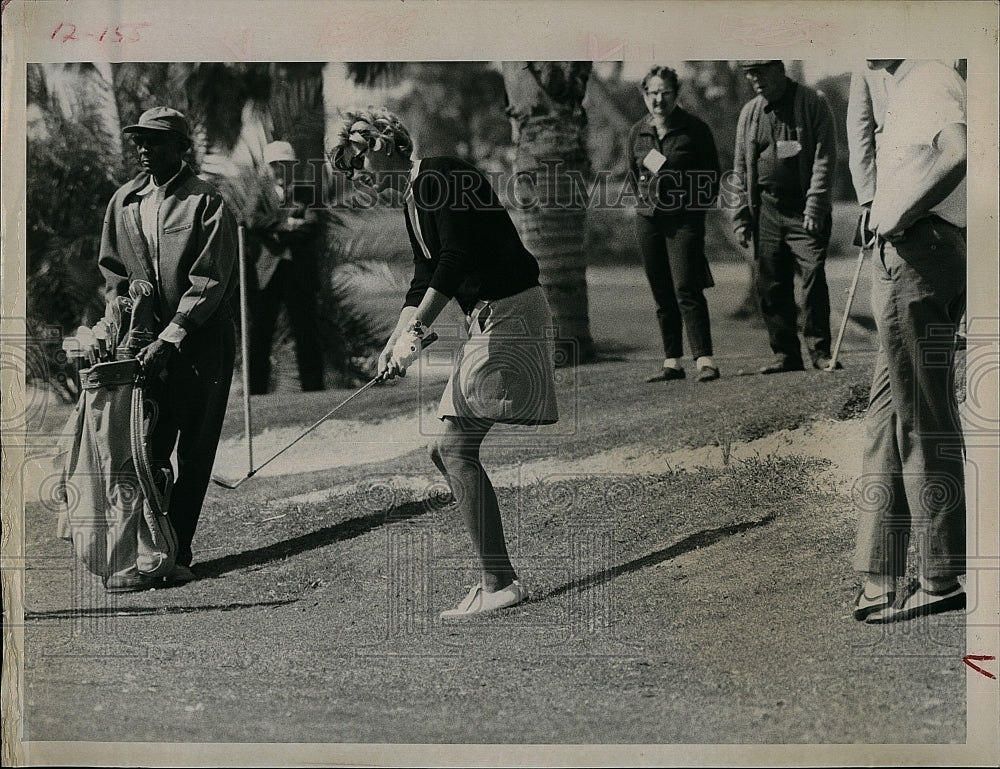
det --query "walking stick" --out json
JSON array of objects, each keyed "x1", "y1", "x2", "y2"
[{"x1": 237, "y1": 222, "x2": 254, "y2": 475}]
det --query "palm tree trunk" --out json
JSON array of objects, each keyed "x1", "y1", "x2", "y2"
[{"x1": 502, "y1": 62, "x2": 596, "y2": 365}]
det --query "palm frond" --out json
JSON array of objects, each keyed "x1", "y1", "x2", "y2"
[{"x1": 344, "y1": 62, "x2": 405, "y2": 88}]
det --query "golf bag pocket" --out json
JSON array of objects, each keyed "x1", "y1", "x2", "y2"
[{"x1": 58, "y1": 359, "x2": 178, "y2": 586}]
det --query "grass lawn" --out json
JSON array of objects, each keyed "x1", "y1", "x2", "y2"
[{"x1": 13, "y1": 240, "x2": 979, "y2": 761}]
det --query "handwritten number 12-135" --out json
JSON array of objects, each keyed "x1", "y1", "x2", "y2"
[{"x1": 50, "y1": 23, "x2": 149, "y2": 43}]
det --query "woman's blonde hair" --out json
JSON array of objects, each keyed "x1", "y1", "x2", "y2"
[{"x1": 329, "y1": 107, "x2": 413, "y2": 175}]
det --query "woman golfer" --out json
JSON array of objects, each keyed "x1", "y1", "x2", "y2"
[{"x1": 331, "y1": 109, "x2": 559, "y2": 618}]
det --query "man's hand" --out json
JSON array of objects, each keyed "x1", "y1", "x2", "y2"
[
  {"x1": 136, "y1": 338, "x2": 176, "y2": 380},
  {"x1": 736, "y1": 225, "x2": 752, "y2": 249},
  {"x1": 871, "y1": 213, "x2": 911, "y2": 243},
  {"x1": 869, "y1": 205, "x2": 914, "y2": 243},
  {"x1": 803, "y1": 214, "x2": 822, "y2": 235},
  {"x1": 854, "y1": 205, "x2": 876, "y2": 248}
]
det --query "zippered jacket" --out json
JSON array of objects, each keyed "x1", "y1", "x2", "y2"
[{"x1": 98, "y1": 165, "x2": 237, "y2": 333}]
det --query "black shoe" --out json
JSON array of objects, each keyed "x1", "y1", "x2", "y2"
[
  {"x1": 169, "y1": 564, "x2": 198, "y2": 585},
  {"x1": 105, "y1": 573, "x2": 164, "y2": 593},
  {"x1": 759, "y1": 358, "x2": 805, "y2": 375},
  {"x1": 865, "y1": 579, "x2": 965, "y2": 624},
  {"x1": 646, "y1": 366, "x2": 686, "y2": 383},
  {"x1": 812, "y1": 355, "x2": 843, "y2": 371},
  {"x1": 696, "y1": 365, "x2": 720, "y2": 382}
]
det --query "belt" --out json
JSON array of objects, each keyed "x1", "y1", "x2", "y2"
[
  {"x1": 924, "y1": 214, "x2": 966, "y2": 234},
  {"x1": 877, "y1": 214, "x2": 966, "y2": 247},
  {"x1": 465, "y1": 300, "x2": 492, "y2": 334}
]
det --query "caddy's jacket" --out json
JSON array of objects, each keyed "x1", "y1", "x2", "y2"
[{"x1": 98, "y1": 164, "x2": 237, "y2": 334}]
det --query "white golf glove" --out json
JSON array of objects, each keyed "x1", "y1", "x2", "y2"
[{"x1": 388, "y1": 321, "x2": 427, "y2": 376}]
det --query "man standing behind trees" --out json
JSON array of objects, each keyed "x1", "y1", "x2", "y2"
[
  {"x1": 731, "y1": 60, "x2": 839, "y2": 374},
  {"x1": 247, "y1": 140, "x2": 326, "y2": 395}
]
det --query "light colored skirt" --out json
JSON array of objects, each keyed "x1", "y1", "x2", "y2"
[{"x1": 437, "y1": 285, "x2": 559, "y2": 425}]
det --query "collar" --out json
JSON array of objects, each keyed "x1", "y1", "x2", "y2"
[
  {"x1": 639, "y1": 106, "x2": 689, "y2": 136},
  {"x1": 888, "y1": 59, "x2": 918, "y2": 84},
  {"x1": 404, "y1": 157, "x2": 422, "y2": 201},
  {"x1": 763, "y1": 79, "x2": 797, "y2": 113},
  {"x1": 131, "y1": 163, "x2": 189, "y2": 200}
]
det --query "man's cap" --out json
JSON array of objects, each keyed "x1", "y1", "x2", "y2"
[
  {"x1": 738, "y1": 60, "x2": 782, "y2": 69},
  {"x1": 122, "y1": 107, "x2": 191, "y2": 142},
  {"x1": 264, "y1": 140, "x2": 297, "y2": 164}
]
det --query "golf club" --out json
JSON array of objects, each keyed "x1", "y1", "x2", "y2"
[
  {"x1": 211, "y1": 332, "x2": 439, "y2": 490},
  {"x1": 236, "y1": 223, "x2": 254, "y2": 477},
  {"x1": 827, "y1": 247, "x2": 865, "y2": 371},
  {"x1": 828, "y1": 211, "x2": 874, "y2": 372}
]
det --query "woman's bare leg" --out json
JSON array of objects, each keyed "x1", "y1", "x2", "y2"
[{"x1": 433, "y1": 416, "x2": 517, "y2": 592}]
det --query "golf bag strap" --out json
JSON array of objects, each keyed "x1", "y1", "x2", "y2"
[{"x1": 130, "y1": 384, "x2": 168, "y2": 516}]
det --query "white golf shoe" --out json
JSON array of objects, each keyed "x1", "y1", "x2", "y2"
[{"x1": 439, "y1": 581, "x2": 529, "y2": 620}]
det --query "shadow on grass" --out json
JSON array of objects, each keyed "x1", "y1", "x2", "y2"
[
  {"x1": 24, "y1": 598, "x2": 297, "y2": 620},
  {"x1": 195, "y1": 497, "x2": 446, "y2": 579},
  {"x1": 541, "y1": 514, "x2": 775, "y2": 601}
]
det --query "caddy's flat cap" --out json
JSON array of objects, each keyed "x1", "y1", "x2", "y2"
[
  {"x1": 122, "y1": 106, "x2": 191, "y2": 141},
  {"x1": 738, "y1": 60, "x2": 783, "y2": 69}
]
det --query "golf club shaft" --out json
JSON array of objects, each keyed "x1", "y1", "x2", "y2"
[
  {"x1": 217, "y1": 332, "x2": 439, "y2": 486},
  {"x1": 237, "y1": 223, "x2": 254, "y2": 473},
  {"x1": 829, "y1": 246, "x2": 867, "y2": 369}
]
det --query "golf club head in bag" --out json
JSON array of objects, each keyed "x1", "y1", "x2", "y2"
[
  {"x1": 104, "y1": 295, "x2": 133, "y2": 359},
  {"x1": 211, "y1": 332, "x2": 439, "y2": 490},
  {"x1": 76, "y1": 325, "x2": 98, "y2": 367},
  {"x1": 62, "y1": 336, "x2": 85, "y2": 371},
  {"x1": 93, "y1": 320, "x2": 111, "y2": 362},
  {"x1": 119, "y1": 280, "x2": 156, "y2": 359}
]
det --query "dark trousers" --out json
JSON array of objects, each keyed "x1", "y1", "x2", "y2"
[
  {"x1": 249, "y1": 260, "x2": 325, "y2": 394},
  {"x1": 853, "y1": 217, "x2": 966, "y2": 579},
  {"x1": 635, "y1": 213, "x2": 713, "y2": 360},
  {"x1": 754, "y1": 194, "x2": 832, "y2": 365},
  {"x1": 147, "y1": 318, "x2": 236, "y2": 567}
]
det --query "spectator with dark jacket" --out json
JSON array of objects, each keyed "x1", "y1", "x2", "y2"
[
  {"x1": 731, "y1": 60, "x2": 839, "y2": 374},
  {"x1": 627, "y1": 65, "x2": 721, "y2": 383},
  {"x1": 247, "y1": 140, "x2": 325, "y2": 394}
]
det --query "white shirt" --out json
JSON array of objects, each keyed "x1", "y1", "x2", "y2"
[
  {"x1": 136, "y1": 164, "x2": 188, "y2": 345},
  {"x1": 875, "y1": 59, "x2": 967, "y2": 228}
]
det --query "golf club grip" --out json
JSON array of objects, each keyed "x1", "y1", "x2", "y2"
[{"x1": 374, "y1": 332, "x2": 439, "y2": 384}]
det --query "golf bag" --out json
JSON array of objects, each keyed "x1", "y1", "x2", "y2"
[{"x1": 57, "y1": 358, "x2": 178, "y2": 586}]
